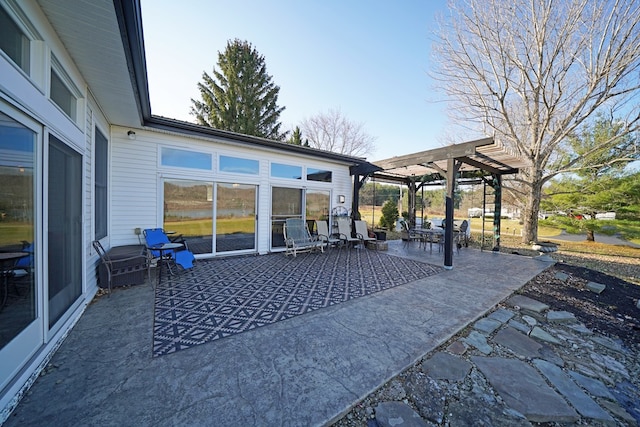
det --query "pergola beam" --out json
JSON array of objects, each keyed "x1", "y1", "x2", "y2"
[
  {"x1": 368, "y1": 136, "x2": 525, "y2": 270},
  {"x1": 374, "y1": 137, "x2": 493, "y2": 170}
]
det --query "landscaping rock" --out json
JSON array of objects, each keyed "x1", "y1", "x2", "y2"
[
  {"x1": 375, "y1": 401, "x2": 428, "y2": 427},
  {"x1": 586, "y1": 281, "x2": 606, "y2": 294},
  {"x1": 530, "y1": 326, "x2": 561, "y2": 344},
  {"x1": 421, "y1": 352, "x2": 471, "y2": 382},
  {"x1": 547, "y1": 310, "x2": 576, "y2": 323},
  {"x1": 506, "y1": 295, "x2": 549, "y2": 313}
]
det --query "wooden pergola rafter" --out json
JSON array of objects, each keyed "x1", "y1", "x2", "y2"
[{"x1": 365, "y1": 137, "x2": 528, "y2": 269}]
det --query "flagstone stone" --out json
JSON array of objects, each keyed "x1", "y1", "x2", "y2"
[
  {"x1": 375, "y1": 401, "x2": 428, "y2": 427},
  {"x1": 506, "y1": 295, "x2": 549, "y2": 313},
  {"x1": 586, "y1": 281, "x2": 606, "y2": 294},
  {"x1": 493, "y1": 327, "x2": 543, "y2": 359},
  {"x1": 547, "y1": 310, "x2": 576, "y2": 323},
  {"x1": 463, "y1": 331, "x2": 492, "y2": 355},
  {"x1": 421, "y1": 352, "x2": 471, "y2": 382},
  {"x1": 473, "y1": 317, "x2": 502, "y2": 334},
  {"x1": 473, "y1": 356, "x2": 578, "y2": 423},
  {"x1": 530, "y1": 326, "x2": 561, "y2": 344},
  {"x1": 487, "y1": 308, "x2": 515, "y2": 323},
  {"x1": 568, "y1": 371, "x2": 615, "y2": 400}
]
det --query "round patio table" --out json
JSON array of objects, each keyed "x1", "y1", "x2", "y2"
[
  {"x1": 149, "y1": 243, "x2": 183, "y2": 285},
  {"x1": 0, "y1": 252, "x2": 28, "y2": 311}
]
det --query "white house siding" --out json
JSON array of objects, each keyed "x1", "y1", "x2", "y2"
[{"x1": 110, "y1": 126, "x2": 354, "y2": 254}]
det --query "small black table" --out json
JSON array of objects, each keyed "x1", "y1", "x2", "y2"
[
  {"x1": 149, "y1": 243, "x2": 184, "y2": 285},
  {"x1": 1, "y1": 252, "x2": 28, "y2": 311}
]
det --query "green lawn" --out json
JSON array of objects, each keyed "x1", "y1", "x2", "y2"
[
  {"x1": 0, "y1": 222, "x2": 33, "y2": 247},
  {"x1": 164, "y1": 217, "x2": 255, "y2": 236}
]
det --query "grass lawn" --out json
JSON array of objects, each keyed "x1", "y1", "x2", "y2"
[{"x1": 0, "y1": 222, "x2": 33, "y2": 247}]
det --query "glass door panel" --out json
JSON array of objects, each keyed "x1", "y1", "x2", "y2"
[
  {"x1": 0, "y1": 108, "x2": 41, "y2": 393},
  {"x1": 216, "y1": 183, "x2": 256, "y2": 253},
  {"x1": 163, "y1": 180, "x2": 213, "y2": 255},
  {"x1": 270, "y1": 187, "x2": 302, "y2": 249},
  {"x1": 305, "y1": 189, "x2": 330, "y2": 235},
  {"x1": 48, "y1": 135, "x2": 82, "y2": 328}
]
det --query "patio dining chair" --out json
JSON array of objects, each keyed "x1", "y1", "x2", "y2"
[
  {"x1": 315, "y1": 220, "x2": 342, "y2": 250},
  {"x1": 423, "y1": 229, "x2": 444, "y2": 253},
  {"x1": 454, "y1": 220, "x2": 469, "y2": 253},
  {"x1": 336, "y1": 217, "x2": 361, "y2": 248},
  {"x1": 354, "y1": 220, "x2": 377, "y2": 249},
  {"x1": 400, "y1": 220, "x2": 422, "y2": 247}
]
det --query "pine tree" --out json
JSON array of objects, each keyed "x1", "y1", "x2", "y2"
[
  {"x1": 191, "y1": 39, "x2": 286, "y2": 140},
  {"x1": 287, "y1": 126, "x2": 309, "y2": 146}
]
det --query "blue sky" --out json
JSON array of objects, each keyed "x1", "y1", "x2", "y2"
[{"x1": 141, "y1": 1, "x2": 456, "y2": 161}]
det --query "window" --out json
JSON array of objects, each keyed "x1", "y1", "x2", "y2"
[
  {"x1": 271, "y1": 162, "x2": 302, "y2": 179},
  {"x1": 50, "y1": 68, "x2": 77, "y2": 119},
  {"x1": 0, "y1": 6, "x2": 30, "y2": 73},
  {"x1": 219, "y1": 155, "x2": 259, "y2": 174},
  {"x1": 161, "y1": 147, "x2": 212, "y2": 170},
  {"x1": 307, "y1": 168, "x2": 332, "y2": 182},
  {"x1": 95, "y1": 128, "x2": 108, "y2": 240}
]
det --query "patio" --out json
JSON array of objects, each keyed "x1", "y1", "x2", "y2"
[{"x1": 5, "y1": 242, "x2": 548, "y2": 426}]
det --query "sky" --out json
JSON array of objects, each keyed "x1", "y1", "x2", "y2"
[{"x1": 140, "y1": 0, "x2": 464, "y2": 161}]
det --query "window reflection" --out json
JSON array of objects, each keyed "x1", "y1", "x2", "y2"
[
  {"x1": 0, "y1": 111, "x2": 36, "y2": 349},
  {"x1": 219, "y1": 155, "x2": 259, "y2": 174},
  {"x1": 307, "y1": 168, "x2": 332, "y2": 182},
  {"x1": 271, "y1": 163, "x2": 302, "y2": 179},
  {"x1": 161, "y1": 147, "x2": 212, "y2": 170}
]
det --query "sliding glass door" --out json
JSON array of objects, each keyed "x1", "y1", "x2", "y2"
[
  {"x1": 216, "y1": 183, "x2": 256, "y2": 253},
  {"x1": 305, "y1": 189, "x2": 330, "y2": 235},
  {"x1": 0, "y1": 108, "x2": 41, "y2": 392},
  {"x1": 163, "y1": 180, "x2": 214, "y2": 254},
  {"x1": 163, "y1": 180, "x2": 257, "y2": 255},
  {"x1": 48, "y1": 135, "x2": 82, "y2": 328},
  {"x1": 270, "y1": 187, "x2": 330, "y2": 249}
]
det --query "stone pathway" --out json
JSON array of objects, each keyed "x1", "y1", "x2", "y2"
[{"x1": 338, "y1": 273, "x2": 640, "y2": 426}]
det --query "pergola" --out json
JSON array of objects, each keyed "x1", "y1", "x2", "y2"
[{"x1": 352, "y1": 137, "x2": 528, "y2": 269}]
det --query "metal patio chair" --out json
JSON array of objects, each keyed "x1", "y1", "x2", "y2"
[{"x1": 283, "y1": 218, "x2": 324, "y2": 257}]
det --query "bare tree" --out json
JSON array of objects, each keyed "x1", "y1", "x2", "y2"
[
  {"x1": 300, "y1": 109, "x2": 376, "y2": 157},
  {"x1": 432, "y1": 0, "x2": 640, "y2": 243}
]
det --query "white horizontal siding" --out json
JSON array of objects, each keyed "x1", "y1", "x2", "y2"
[
  {"x1": 110, "y1": 126, "x2": 355, "y2": 252},
  {"x1": 110, "y1": 130, "x2": 160, "y2": 246}
]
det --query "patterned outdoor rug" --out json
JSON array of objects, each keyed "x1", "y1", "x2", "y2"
[{"x1": 153, "y1": 249, "x2": 443, "y2": 357}]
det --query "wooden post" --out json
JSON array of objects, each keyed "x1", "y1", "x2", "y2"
[{"x1": 444, "y1": 159, "x2": 460, "y2": 269}]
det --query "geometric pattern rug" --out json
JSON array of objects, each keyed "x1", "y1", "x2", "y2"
[{"x1": 153, "y1": 249, "x2": 443, "y2": 357}]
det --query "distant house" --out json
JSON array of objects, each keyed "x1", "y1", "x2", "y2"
[{"x1": 0, "y1": 1, "x2": 372, "y2": 418}]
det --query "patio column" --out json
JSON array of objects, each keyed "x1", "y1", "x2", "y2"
[
  {"x1": 352, "y1": 173, "x2": 360, "y2": 218},
  {"x1": 408, "y1": 178, "x2": 417, "y2": 228},
  {"x1": 444, "y1": 158, "x2": 460, "y2": 269},
  {"x1": 492, "y1": 174, "x2": 502, "y2": 251}
]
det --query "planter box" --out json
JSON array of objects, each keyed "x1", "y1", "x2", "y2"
[
  {"x1": 373, "y1": 231, "x2": 387, "y2": 241},
  {"x1": 367, "y1": 240, "x2": 388, "y2": 250}
]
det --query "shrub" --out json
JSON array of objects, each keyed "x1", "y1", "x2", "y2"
[{"x1": 379, "y1": 200, "x2": 399, "y2": 229}]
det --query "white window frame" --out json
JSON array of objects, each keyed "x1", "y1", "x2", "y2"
[{"x1": 49, "y1": 55, "x2": 81, "y2": 122}]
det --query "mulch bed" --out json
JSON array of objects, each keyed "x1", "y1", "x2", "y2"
[{"x1": 518, "y1": 263, "x2": 640, "y2": 348}]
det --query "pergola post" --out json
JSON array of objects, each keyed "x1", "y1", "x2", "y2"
[
  {"x1": 352, "y1": 174, "x2": 361, "y2": 219},
  {"x1": 408, "y1": 178, "x2": 417, "y2": 228},
  {"x1": 444, "y1": 158, "x2": 460, "y2": 269},
  {"x1": 492, "y1": 174, "x2": 502, "y2": 251}
]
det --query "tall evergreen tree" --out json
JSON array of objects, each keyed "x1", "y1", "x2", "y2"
[
  {"x1": 287, "y1": 126, "x2": 309, "y2": 146},
  {"x1": 191, "y1": 39, "x2": 286, "y2": 140}
]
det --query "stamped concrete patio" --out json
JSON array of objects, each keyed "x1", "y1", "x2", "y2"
[{"x1": 4, "y1": 241, "x2": 548, "y2": 426}]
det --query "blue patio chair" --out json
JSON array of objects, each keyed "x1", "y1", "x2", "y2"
[{"x1": 143, "y1": 228, "x2": 195, "y2": 272}]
